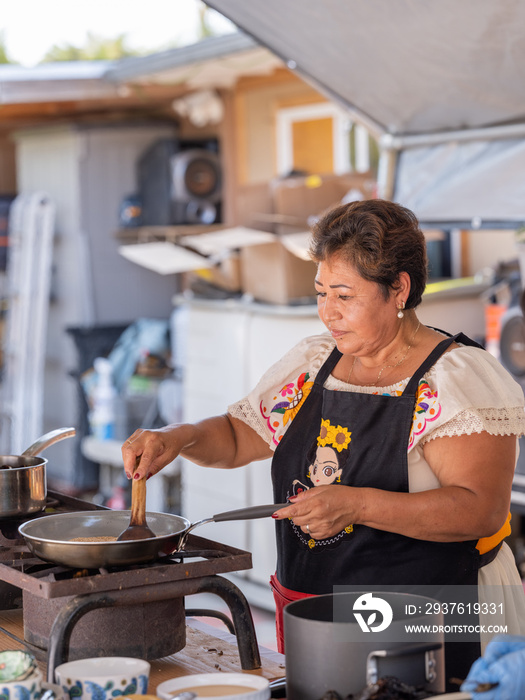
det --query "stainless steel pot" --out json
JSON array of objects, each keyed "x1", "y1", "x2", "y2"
[
  {"x1": 18, "y1": 502, "x2": 286, "y2": 568},
  {"x1": 283, "y1": 591, "x2": 445, "y2": 700},
  {"x1": 0, "y1": 428, "x2": 76, "y2": 517}
]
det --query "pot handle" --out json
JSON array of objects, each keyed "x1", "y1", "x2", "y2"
[
  {"x1": 21, "y1": 427, "x2": 76, "y2": 457},
  {"x1": 366, "y1": 642, "x2": 442, "y2": 685}
]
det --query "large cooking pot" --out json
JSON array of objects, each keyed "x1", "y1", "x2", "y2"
[
  {"x1": 284, "y1": 591, "x2": 445, "y2": 700},
  {"x1": 0, "y1": 428, "x2": 76, "y2": 517},
  {"x1": 18, "y1": 503, "x2": 286, "y2": 568}
]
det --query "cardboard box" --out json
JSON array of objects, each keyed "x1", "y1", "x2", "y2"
[
  {"x1": 190, "y1": 253, "x2": 242, "y2": 293},
  {"x1": 271, "y1": 172, "x2": 376, "y2": 233},
  {"x1": 180, "y1": 227, "x2": 275, "y2": 294},
  {"x1": 240, "y1": 241, "x2": 317, "y2": 305},
  {"x1": 238, "y1": 173, "x2": 376, "y2": 304},
  {"x1": 235, "y1": 182, "x2": 274, "y2": 232}
]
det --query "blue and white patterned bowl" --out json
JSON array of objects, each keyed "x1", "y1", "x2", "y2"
[
  {"x1": 0, "y1": 670, "x2": 43, "y2": 700},
  {"x1": 0, "y1": 650, "x2": 42, "y2": 700},
  {"x1": 54, "y1": 657, "x2": 150, "y2": 700}
]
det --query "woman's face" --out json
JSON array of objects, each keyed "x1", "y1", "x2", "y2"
[{"x1": 315, "y1": 253, "x2": 400, "y2": 358}]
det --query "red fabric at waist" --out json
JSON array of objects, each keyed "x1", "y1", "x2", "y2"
[{"x1": 269, "y1": 573, "x2": 316, "y2": 654}]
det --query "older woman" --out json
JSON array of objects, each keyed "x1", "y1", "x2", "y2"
[{"x1": 123, "y1": 199, "x2": 525, "y2": 685}]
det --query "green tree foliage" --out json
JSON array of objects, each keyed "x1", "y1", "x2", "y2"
[
  {"x1": 197, "y1": 2, "x2": 215, "y2": 39},
  {"x1": 39, "y1": 2, "x2": 226, "y2": 64},
  {"x1": 41, "y1": 32, "x2": 143, "y2": 62}
]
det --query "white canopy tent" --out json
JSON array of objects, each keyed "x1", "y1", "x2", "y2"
[{"x1": 205, "y1": 0, "x2": 525, "y2": 228}]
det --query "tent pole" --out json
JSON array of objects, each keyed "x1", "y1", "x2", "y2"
[
  {"x1": 381, "y1": 122, "x2": 525, "y2": 151},
  {"x1": 377, "y1": 147, "x2": 398, "y2": 201}
]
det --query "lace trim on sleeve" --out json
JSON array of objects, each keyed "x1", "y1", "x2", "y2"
[
  {"x1": 228, "y1": 398, "x2": 276, "y2": 450},
  {"x1": 421, "y1": 406, "x2": 525, "y2": 443}
]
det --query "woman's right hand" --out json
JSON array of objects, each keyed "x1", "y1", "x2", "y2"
[
  {"x1": 121, "y1": 424, "x2": 187, "y2": 481},
  {"x1": 121, "y1": 414, "x2": 273, "y2": 481}
]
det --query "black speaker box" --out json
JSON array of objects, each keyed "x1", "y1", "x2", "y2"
[
  {"x1": 171, "y1": 146, "x2": 222, "y2": 225},
  {"x1": 137, "y1": 138, "x2": 179, "y2": 226},
  {"x1": 138, "y1": 138, "x2": 222, "y2": 226}
]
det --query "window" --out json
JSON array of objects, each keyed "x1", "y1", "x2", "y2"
[{"x1": 276, "y1": 102, "x2": 376, "y2": 176}]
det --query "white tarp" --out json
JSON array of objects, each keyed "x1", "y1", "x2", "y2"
[
  {"x1": 396, "y1": 139, "x2": 525, "y2": 226},
  {"x1": 205, "y1": 0, "x2": 525, "y2": 225}
]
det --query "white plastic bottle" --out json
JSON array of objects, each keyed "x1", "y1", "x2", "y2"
[{"x1": 89, "y1": 357, "x2": 117, "y2": 441}]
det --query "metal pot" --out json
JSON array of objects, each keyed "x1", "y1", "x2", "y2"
[
  {"x1": 18, "y1": 502, "x2": 286, "y2": 568},
  {"x1": 283, "y1": 591, "x2": 445, "y2": 700},
  {"x1": 0, "y1": 428, "x2": 76, "y2": 517}
]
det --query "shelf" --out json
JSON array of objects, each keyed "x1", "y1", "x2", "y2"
[{"x1": 115, "y1": 224, "x2": 225, "y2": 243}]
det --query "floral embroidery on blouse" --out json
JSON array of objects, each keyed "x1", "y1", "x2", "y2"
[
  {"x1": 260, "y1": 372, "x2": 314, "y2": 446},
  {"x1": 371, "y1": 380, "x2": 441, "y2": 448},
  {"x1": 260, "y1": 371, "x2": 441, "y2": 450},
  {"x1": 408, "y1": 379, "x2": 442, "y2": 448}
]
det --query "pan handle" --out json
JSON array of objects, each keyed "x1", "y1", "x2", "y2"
[
  {"x1": 178, "y1": 503, "x2": 288, "y2": 550},
  {"x1": 212, "y1": 503, "x2": 288, "y2": 522}
]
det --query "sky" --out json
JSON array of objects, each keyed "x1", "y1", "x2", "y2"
[{"x1": 0, "y1": 0, "x2": 236, "y2": 66}]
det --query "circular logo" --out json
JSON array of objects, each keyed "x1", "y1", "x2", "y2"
[{"x1": 352, "y1": 593, "x2": 393, "y2": 632}]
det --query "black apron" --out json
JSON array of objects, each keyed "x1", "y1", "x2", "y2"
[{"x1": 271, "y1": 331, "x2": 496, "y2": 685}]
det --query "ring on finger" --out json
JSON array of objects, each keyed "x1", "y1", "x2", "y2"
[{"x1": 306, "y1": 524, "x2": 310, "y2": 534}]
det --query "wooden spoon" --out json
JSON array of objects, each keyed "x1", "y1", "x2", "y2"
[{"x1": 117, "y1": 458, "x2": 156, "y2": 541}]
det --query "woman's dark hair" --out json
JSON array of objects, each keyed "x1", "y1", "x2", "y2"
[{"x1": 310, "y1": 199, "x2": 428, "y2": 308}]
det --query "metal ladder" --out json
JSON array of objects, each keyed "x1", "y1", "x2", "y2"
[{"x1": 0, "y1": 192, "x2": 56, "y2": 453}]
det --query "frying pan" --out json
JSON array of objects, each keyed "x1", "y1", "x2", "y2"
[{"x1": 18, "y1": 503, "x2": 287, "y2": 569}]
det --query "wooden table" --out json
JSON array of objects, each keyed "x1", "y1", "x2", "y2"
[{"x1": 0, "y1": 609, "x2": 285, "y2": 693}]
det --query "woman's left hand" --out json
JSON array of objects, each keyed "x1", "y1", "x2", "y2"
[{"x1": 273, "y1": 485, "x2": 357, "y2": 540}]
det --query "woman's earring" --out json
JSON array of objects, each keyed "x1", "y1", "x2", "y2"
[{"x1": 397, "y1": 301, "x2": 405, "y2": 319}]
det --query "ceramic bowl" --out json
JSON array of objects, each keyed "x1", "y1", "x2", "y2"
[
  {"x1": 157, "y1": 673, "x2": 270, "y2": 700},
  {"x1": 0, "y1": 650, "x2": 42, "y2": 700},
  {"x1": 0, "y1": 670, "x2": 43, "y2": 700},
  {"x1": 54, "y1": 657, "x2": 150, "y2": 700}
]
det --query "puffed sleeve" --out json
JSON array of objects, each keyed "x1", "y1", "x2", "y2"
[
  {"x1": 409, "y1": 345, "x2": 525, "y2": 449},
  {"x1": 228, "y1": 333, "x2": 335, "y2": 449}
]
